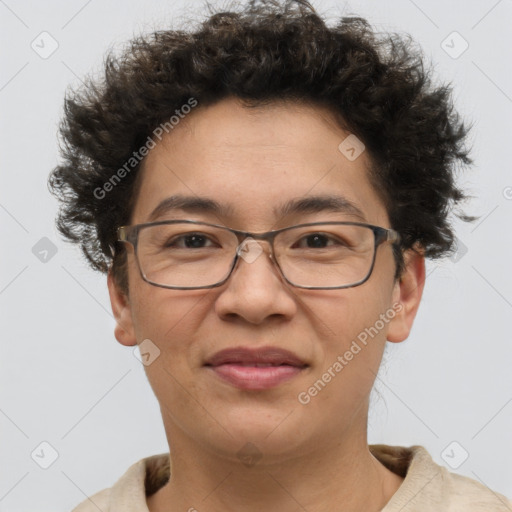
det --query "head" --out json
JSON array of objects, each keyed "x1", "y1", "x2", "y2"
[{"x1": 49, "y1": 0, "x2": 472, "y2": 462}]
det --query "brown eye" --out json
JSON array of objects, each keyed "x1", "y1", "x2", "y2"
[
  {"x1": 164, "y1": 233, "x2": 216, "y2": 249},
  {"x1": 293, "y1": 233, "x2": 345, "y2": 249}
]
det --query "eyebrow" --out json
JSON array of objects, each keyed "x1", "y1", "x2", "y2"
[
  {"x1": 147, "y1": 194, "x2": 366, "y2": 222},
  {"x1": 148, "y1": 195, "x2": 235, "y2": 221},
  {"x1": 277, "y1": 195, "x2": 366, "y2": 221}
]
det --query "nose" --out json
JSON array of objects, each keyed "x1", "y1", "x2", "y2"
[{"x1": 214, "y1": 238, "x2": 297, "y2": 324}]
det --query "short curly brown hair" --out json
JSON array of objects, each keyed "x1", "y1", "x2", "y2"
[{"x1": 49, "y1": 0, "x2": 474, "y2": 294}]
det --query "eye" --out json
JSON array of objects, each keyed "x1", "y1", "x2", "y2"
[
  {"x1": 294, "y1": 233, "x2": 345, "y2": 249},
  {"x1": 164, "y1": 233, "x2": 217, "y2": 249}
]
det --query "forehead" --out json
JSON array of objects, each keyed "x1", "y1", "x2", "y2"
[{"x1": 131, "y1": 98, "x2": 388, "y2": 229}]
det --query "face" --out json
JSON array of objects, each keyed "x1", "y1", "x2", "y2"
[{"x1": 109, "y1": 97, "x2": 424, "y2": 464}]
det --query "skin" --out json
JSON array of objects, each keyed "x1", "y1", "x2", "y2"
[{"x1": 108, "y1": 97, "x2": 425, "y2": 512}]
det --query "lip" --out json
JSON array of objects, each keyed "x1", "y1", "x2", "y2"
[{"x1": 204, "y1": 347, "x2": 308, "y2": 390}]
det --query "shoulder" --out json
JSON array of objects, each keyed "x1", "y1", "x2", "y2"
[
  {"x1": 70, "y1": 453, "x2": 170, "y2": 512},
  {"x1": 444, "y1": 470, "x2": 512, "y2": 511},
  {"x1": 371, "y1": 444, "x2": 512, "y2": 511}
]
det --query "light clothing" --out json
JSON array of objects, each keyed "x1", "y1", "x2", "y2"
[{"x1": 71, "y1": 444, "x2": 512, "y2": 511}]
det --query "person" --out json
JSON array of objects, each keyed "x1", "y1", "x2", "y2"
[{"x1": 49, "y1": 1, "x2": 512, "y2": 510}]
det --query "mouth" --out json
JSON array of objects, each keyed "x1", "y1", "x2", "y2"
[{"x1": 204, "y1": 347, "x2": 309, "y2": 390}]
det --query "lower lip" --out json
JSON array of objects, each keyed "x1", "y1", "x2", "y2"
[{"x1": 207, "y1": 364, "x2": 304, "y2": 390}]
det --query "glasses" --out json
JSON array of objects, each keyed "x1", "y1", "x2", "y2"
[{"x1": 117, "y1": 220, "x2": 400, "y2": 290}]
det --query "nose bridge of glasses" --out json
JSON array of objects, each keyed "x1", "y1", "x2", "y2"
[{"x1": 235, "y1": 234, "x2": 275, "y2": 263}]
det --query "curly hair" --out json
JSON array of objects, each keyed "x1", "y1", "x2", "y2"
[{"x1": 49, "y1": 0, "x2": 474, "y2": 293}]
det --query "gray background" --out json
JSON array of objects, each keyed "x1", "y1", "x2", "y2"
[{"x1": 1, "y1": 0, "x2": 511, "y2": 510}]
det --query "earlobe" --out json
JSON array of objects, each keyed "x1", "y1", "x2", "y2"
[
  {"x1": 107, "y1": 271, "x2": 137, "y2": 347},
  {"x1": 386, "y1": 247, "x2": 426, "y2": 343}
]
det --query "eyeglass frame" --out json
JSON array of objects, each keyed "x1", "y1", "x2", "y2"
[{"x1": 116, "y1": 219, "x2": 401, "y2": 290}]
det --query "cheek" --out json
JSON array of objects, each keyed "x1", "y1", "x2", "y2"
[
  {"x1": 305, "y1": 284, "x2": 394, "y2": 397},
  {"x1": 127, "y1": 288, "x2": 222, "y2": 437},
  {"x1": 127, "y1": 251, "x2": 205, "y2": 341},
  {"x1": 129, "y1": 291, "x2": 200, "y2": 411},
  {"x1": 311, "y1": 283, "x2": 392, "y2": 346},
  {"x1": 129, "y1": 283, "x2": 213, "y2": 377}
]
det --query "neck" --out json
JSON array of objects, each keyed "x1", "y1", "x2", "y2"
[{"x1": 146, "y1": 420, "x2": 403, "y2": 512}]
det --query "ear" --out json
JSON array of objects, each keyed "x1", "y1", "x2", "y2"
[
  {"x1": 386, "y1": 247, "x2": 426, "y2": 343},
  {"x1": 107, "y1": 271, "x2": 137, "y2": 346}
]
